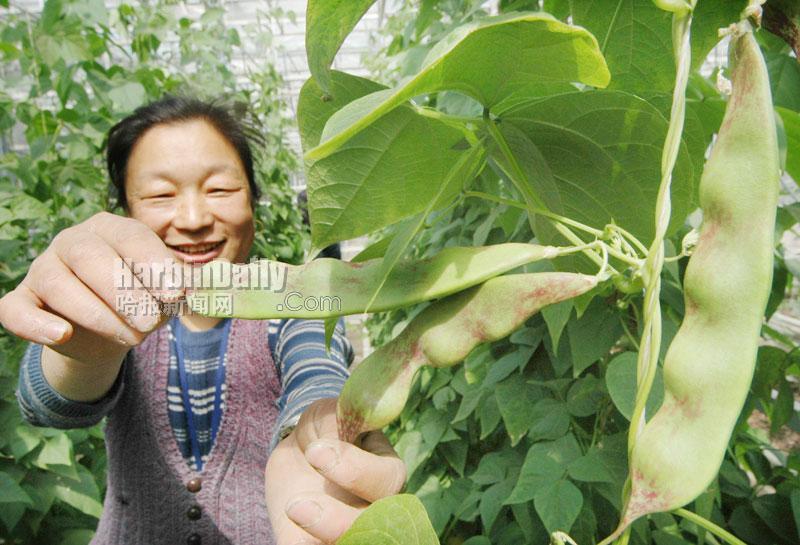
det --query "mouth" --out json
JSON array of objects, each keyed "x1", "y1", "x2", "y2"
[{"x1": 167, "y1": 240, "x2": 226, "y2": 264}]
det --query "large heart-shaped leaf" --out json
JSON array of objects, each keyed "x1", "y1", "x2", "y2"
[
  {"x1": 306, "y1": 0, "x2": 378, "y2": 94},
  {"x1": 297, "y1": 71, "x2": 384, "y2": 153},
  {"x1": 298, "y1": 72, "x2": 470, "y2": 248},
  {"x1": 499, "y1": 90, "x2": 698, "y2": 243},
  {"x1": 307, "y1": 12, "x2": 610, "y2": 162},
  {"x1": 336, "y1": 494, "x2": 439, "y2": 545},
  {"x1": 569, "y1": 0, "x2": 673, "y2": 93},
  {"x1": 569, "y1": 0, "x2": 747, "y2": 91}
]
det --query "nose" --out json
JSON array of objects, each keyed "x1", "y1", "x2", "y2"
[{"x1": 173, "y1": 192, "x2": 213, "y2": 232}]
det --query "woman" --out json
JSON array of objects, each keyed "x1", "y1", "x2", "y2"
[{"x1": 0, "y1": 96, "x2": 406, "y2": 545}]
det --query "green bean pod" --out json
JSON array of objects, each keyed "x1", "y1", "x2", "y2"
[
  {"x1": 337, "y1": 272, "x2": 598, "y2": 442},
  {"x1": 186, "y1": 243, "x2": 561, "y2": 318},
  {"x1": 620, "y1": 26, "x2": 779, "y2": 527}
]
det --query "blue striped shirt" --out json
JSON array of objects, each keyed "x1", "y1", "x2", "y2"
[{"x1": 16, "y1": 318, "x2": 353, "y2": 469}]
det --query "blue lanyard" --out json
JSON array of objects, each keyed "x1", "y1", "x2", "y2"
[{"x1": 172, "y1": 317, "x2": 231, "y2": 472}]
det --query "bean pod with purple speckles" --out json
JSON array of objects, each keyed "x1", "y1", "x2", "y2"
[
  {"x1": 336, "y1": 272, "x2": 599, "y2": 443},
  {"x1": 617, "y1": 24, "x2": 780, "y2": 531}
]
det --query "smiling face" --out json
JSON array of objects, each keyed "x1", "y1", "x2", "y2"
[{"x1": 125, "y1": 118, "x2": 255, "y2": 265}]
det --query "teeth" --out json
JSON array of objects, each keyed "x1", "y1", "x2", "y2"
[{"x1": 175, "y1": 242, "x2": 222, "y2": 254}]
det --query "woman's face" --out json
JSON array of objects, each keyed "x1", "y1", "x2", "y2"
[{"x1": 125, "y1": 118, "x2": 255, "y2": 265}]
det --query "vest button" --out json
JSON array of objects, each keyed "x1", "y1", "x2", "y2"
[
  {"x1": 187, "y1": 533, "x2": 202, "y2": 545},
  {"x1": 187, "y1": 505, "x2": 202, "y2": 520},
  {"x1": 186, "y1": 478, "x2": 202, "y2": 493}
]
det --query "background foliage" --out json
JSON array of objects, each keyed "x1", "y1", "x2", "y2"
[
  {"x1": 0, "y1": 0, "x2": 305, "y2": 542},
  {"x1": 350, "y1": 1, "x2": 800, "y2": 544}
]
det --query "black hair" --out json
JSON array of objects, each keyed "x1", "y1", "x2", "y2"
[{"x1": 105, "y1": 95, "x2": 261, "y2": 211}]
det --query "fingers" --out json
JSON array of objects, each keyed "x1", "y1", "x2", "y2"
[
  {"x1": 0, "y1": 284, "x2": 72, "y2": 345},
  {"x1": 20, "y1": 253, "x2": 143, "y2": 347},
  {"x1": 52, "y1": 229, "x2": 162, "y2": 332},
  {"x1": 81, "y1": 212, "x2": 185, "y2": 300},
  {"x1": 294, "y1": 398, "x2": 339, "y2": 450},
  {"x1": 285, "y1": 492, "x2": 365, "y2": 545},
  {"x1": 304, "y1": 432, "x2": 407, "y2": 503}
]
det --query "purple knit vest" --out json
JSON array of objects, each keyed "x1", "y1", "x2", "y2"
[{"x1": 91, "y1": 319, "x2": 280, "y2": 545}]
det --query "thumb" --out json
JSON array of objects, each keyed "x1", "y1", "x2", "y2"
[{"x1": 294, "y1": 398, "x2": 342, "y2": 452}]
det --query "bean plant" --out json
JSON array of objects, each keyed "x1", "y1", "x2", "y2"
[{"x1": 191, "y1": 0, "x2": 800, "y2": 544}]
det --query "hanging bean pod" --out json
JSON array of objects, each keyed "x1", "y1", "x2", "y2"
[
  {"x1": 337, "y1": 272, "x2": 598, "y2": 442},
  {"x1": 619, "y1": 24, "x2": 780, "y2": 528}
]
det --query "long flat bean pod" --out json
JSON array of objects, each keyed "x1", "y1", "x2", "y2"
[
  {"x1": 186, "y1": 243, "x2": 561, "y2": 318},
  {"x1": 337, "y1": 272, "x2": 598, "y2": 442},
  {"x1": 619, "y1": 25, "x2": 779, "y2": 527}
]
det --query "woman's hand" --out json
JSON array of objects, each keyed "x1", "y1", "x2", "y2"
[
  {"x1": 0, "y1": 211, "x2": 182, "y2": 398},
  {"x1": 265, "y1": 398, "x2": 407, "y2": 545}
]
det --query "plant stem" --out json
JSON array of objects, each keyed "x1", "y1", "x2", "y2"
[
  {"x1": 611, "y1": 224, "x2": 649, "y2": 255},
  {"x1": 481, "y1": 112, "x2": 615, "y2": 272},
  {"x1": 627, "y1": 9, "x2": 693, "y2": 458},
  {"x1": 413, "y1": 105, "x2": 481, "y2": 145},
  {"x1": 464, "y1": 190, "x2": 603, "y2": 237},
  {"x1": 674, "y1": 509, "x2": 747, "y2": 545}
]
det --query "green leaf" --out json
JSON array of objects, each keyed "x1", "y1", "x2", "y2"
[
  {"x1": 452, "y1": 384, "x2": 487, "y2": 424},
  {"x1": 770, "y1": 380, "x2": 794, "y2": 433},
  {"x1": 477, "y1": 393, "x2": 502, "y2": 440},
  {"x1": 0, "y1": 501, "x2": 25, "y2": 533},
  {"x1": 605, "y1": 352, "x2": 664, "y2": 420},
  {"x1": 0, "y1": 193, "x2": 49, "y2": 222},
  {"x1": 778, "y1": 107, "x2": 800, "y2": 183},
  {"x1": 395, "y1": 431, "x2": 432, "y2": 478},
  {"x1": 480, "y1": 477, "x2": 516, "y2": 531},
  {"x1": 336, "y1": 494, "x2": 439, "y2": 545},
  {"x1": 0, "y1": 472, "x2": 33, "y2": 504},
  {"x1": 691, "y1": 1, "x2": 748, "y2": 71},
  {"x1": 567, "y1": 446, "x2": 615, "y2": 483},
  {"x1": 470, "y1": 450, "x2": 523, "y2": 486},
  {"x1": 528, "y1": 398, "x2": 571, "y2": 441},
  {"x1": 484, "y1": 345, "x2": 535, "y2": 388},
  {"x1": 463, "y1": 537, "x2": 491, "y2": 545},
  {"x1": 542, "y1": 300, "x2": 572, "y2": 355},
  {"x1": 108, "y1": 81, "x2": 146, "y2": 113},
  {"x1": 35, "y1": 33, "x2": 92, "y2": 65},
  {"x1": 791, "y1": 489, "x2": 800, "y2": 541},
  {"x1": 501, "y1": 91, "x2": 698, "y2": 244},
  {"x1": 567, "y1": 298, "x2": 622, "y2": 375},
  {"x1": 363, "y1": 144, "x2": 486, "y2": 312},
  {"x1": 440, "y1": 440, "x2": 468, "y2": 477},
  {"x1": 298, "y1": 72, "x2": 385, "y2": 154},
  {"x1": 566, "y1": 374, "x2": 605, "y2": 417},
  {"x1": 418, "y1": 408, "x2": 449, "y2": 446},
  {"x1": 533, "y1": 479, "x2": 583, "y2": 534},
  {"x1": 305, "y1": 0, "x2": 378, "y2": 94},
  {"x1": 59, "y1": 529, "x2": 95, "y2": 545},
  {"x1": 308, "y1": 12, "x2": 610, "y2": 161},
  {"x1": 506, "y1": 435, "x2": 580, "y2": 504},
  {"x1": 53, "y1": 464, "x2": 102, "y2": 518},
  {"x1": 765, "y1": 49, "x2": 800, "y2": 112},
  {"x1": 36, "y1": 432, "x2": 73, "y2": 467},
  {"x1": 496, "y1": 373, "x2": 543, "y2": 446},
  {"x1": 570, "y1": 0, "x2": 673, "y2": 93},
  {"x1": 323, "y1": 317, "x2": 337, "y2": 351},
  {"x1": 304, "y1": 95, "x2": 468, "y2": 250},
  {"x1": 509, "y1": 324, "x2": 544, "y2": 348}
]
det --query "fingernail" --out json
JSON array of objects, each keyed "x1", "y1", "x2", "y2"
[
  {"x1": 286, "y1": 499, "x2": 322, "y2": 529},
  {"x1": 44, "y1": 322, "x2": 68, "y2": 343},
  {"x1": 131, "y1": 303, "x2": 160, "y2": 332},
  {"x1": 305, "y1": 441, "x2": 338, "y2": 474}
]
